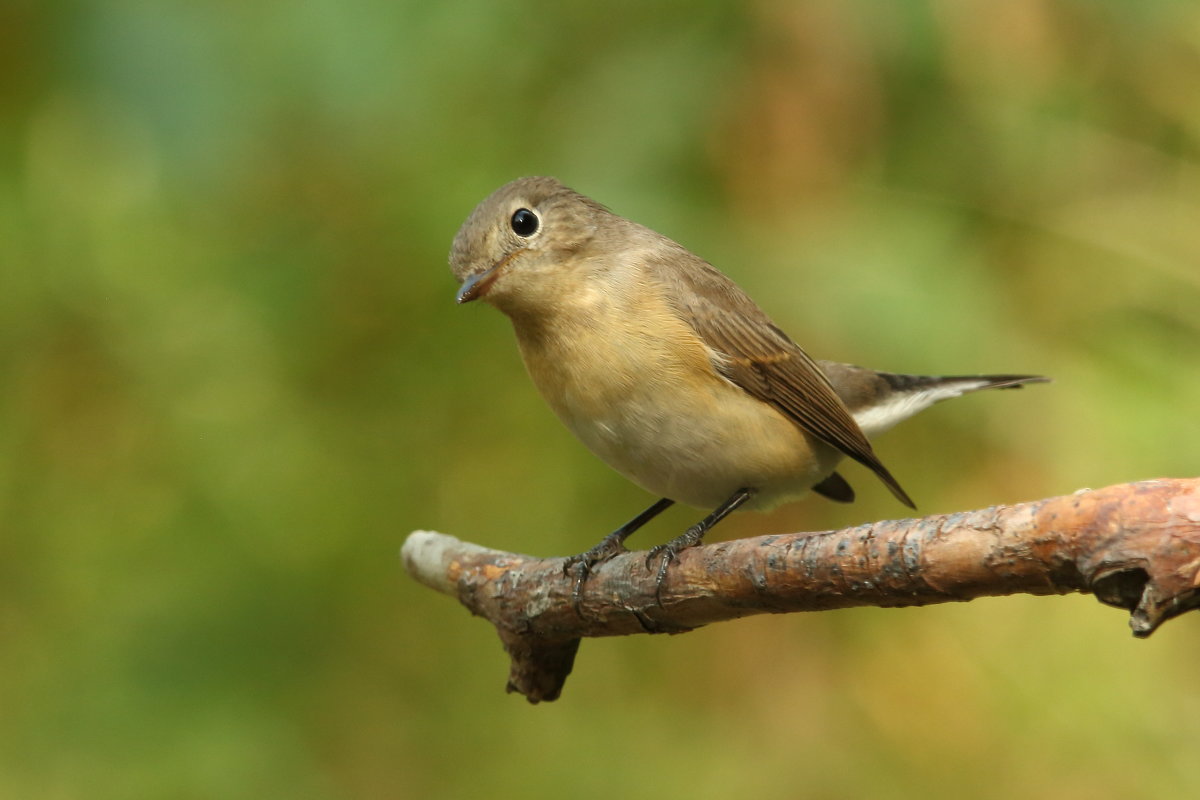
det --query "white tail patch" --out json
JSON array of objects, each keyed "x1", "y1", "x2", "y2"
[{"x1": 852, "y1": 379, "x2": 997, "y2": 438}]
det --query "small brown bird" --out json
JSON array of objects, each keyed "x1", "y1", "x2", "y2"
[{"x1": 449, "y1": 177, "x2": 1045, "y2": 588}]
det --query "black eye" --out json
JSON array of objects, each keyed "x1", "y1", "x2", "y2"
[{"x1": 510, "y1": 208, "x2": 539, "y2": 237}]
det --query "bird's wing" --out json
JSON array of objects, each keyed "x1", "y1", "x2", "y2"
[{"x1": 657, "y1": 251, "x2": 915, "y2": 508}]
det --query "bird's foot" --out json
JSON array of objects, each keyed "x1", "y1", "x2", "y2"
[
  {"x1": 562, "y1": 532, "x2": 630, "y2": 609},
  {"x1": 645, "y1": 524, "x2": 707, "y2": 598}
]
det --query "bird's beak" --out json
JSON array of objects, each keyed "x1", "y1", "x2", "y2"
[
  {"x1": 456, "y1": 251, "x2": 517, "y2": 304},
  {"x1": 456, "y1": 264, "x2": 499, "y2": 303}
]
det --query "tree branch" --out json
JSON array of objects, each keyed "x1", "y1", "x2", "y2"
[{"x1": 402, "y1": 478, "x2": 1200, "y2": 703}]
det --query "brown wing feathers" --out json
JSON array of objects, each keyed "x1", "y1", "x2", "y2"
[{"x1": 661, "y1": 254, "x2": 917, "y2": 509}]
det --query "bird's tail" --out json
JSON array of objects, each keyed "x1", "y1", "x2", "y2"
[{"x1": 818, "y1": 362, "x2": 1049, "y2": 438}]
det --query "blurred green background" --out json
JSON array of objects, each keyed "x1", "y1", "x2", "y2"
[{"x1": 2, "y1": 0, "x2": 1198, "y2": 797}]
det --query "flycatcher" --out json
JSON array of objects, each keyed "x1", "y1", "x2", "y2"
[{"x1": 449, "y1": 177, "x2": 1045, "y2": 587}]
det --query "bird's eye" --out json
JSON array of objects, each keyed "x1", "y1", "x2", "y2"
[{"x1": 510, "y1": 208, "x2": 539, "y2": 237}]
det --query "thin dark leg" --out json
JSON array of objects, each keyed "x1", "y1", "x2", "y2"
[
  {"x1": 564, "y1": 497, "x2": 675, "y2": 603},
  {"x1": 646, "y1": 487, "x2": 755, "y2": 592}
]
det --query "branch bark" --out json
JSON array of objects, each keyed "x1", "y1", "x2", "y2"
[{"x1": 402, "y1": 478, "x2": 1200, "y2": 703}]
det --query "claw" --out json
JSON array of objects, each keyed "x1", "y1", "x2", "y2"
[
  {"x1": 562, "y1": 532, "x2": 631, "y2": 612},
  {"x1": 643, "y1": 488, "x2": 755, "y2": 601},
  {"x1": 653, "y1": 549, "x2": 675, "y2": 586},
  {"x1": 560, "y1": 497, "x2": 676, "y2": 612},
  {"x1": 644, "y1": 526, "x2": 706, "y2": 604}
]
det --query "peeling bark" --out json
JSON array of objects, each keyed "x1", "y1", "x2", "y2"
[{"x1": 402, "y1": 478, "x2": 1200, "y2": 703}]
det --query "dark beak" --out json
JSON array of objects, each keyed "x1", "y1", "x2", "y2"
[
  {"x1": 456, "y1": 265, "x2": 498, "y2": 303},
  {"x1": 456, "y1": 252, "x2": 516, "y2": 303}
]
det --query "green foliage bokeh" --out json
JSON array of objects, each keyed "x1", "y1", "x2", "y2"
[{"x1": 1, "y1": 1, "x2": 1198, "y2": 798}]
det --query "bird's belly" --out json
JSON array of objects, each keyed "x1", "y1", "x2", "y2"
[
  {"x1": 520, "y1": 326, "x2": 838, "y2": 509},
  {"x1": 570, "y1": 383, "x2": 839, "y2": 509}
]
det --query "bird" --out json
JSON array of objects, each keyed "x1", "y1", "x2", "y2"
[{"x1": 448, "y1": 176, "x2": 1046, "y2": 590}]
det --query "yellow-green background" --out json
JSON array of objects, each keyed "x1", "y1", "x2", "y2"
[{"x1": 2, "y1": 1, "x2": 1198, "y2": 798}]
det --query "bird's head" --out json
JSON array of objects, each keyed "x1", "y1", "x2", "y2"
[{"x1": 449, "y1": 176, "x2": 610, "y2": 315}]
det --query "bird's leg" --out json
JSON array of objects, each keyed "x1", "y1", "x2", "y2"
[
  {"x1": 647, "y1": 488, "x2": 755, "y2": 591},
  {"x1": 564, "y1": 497, "x2": 675, "y2": 602}
]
